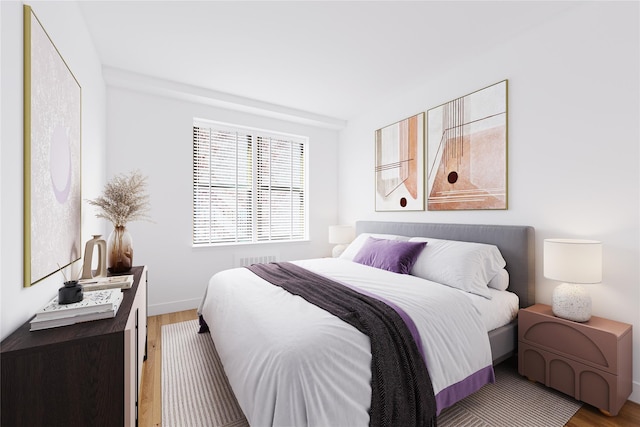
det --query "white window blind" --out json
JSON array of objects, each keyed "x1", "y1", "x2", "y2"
[{"x1": 193, "y1": 120, "x2": 308, "y2": 245}]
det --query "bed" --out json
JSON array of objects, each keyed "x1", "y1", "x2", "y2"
[{"x1": 198, "y1": 221, "x2": 535, "y2": 426}]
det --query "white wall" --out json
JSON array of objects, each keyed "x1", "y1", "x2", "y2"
[
  {"x1": 105, "y1": 85, "x2": 340, "y2": 315},
  {"x1": 338, "y1": 2, "x2": 640, "y2": 402},
  {"x1": 0, "y1": 1, "x2": 106, "y2": 340}
]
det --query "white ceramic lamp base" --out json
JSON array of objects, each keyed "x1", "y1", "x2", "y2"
[
  {"x1": 552, "y1": 283, "x2": 592, "y2": 322},
  {"x1": 332, "y1": 244, "x2": 347, "y2": 258}
]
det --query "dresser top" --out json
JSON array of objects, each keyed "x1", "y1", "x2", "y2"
[{"x1": 1, "y1": 266, "x2": 146, "y2": 354}]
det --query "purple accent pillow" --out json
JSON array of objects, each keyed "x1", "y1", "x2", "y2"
[{"x1": 352, "y1": 237, "x2": 427, "y2": 274}]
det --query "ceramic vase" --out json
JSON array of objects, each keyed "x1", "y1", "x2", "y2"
[
  {"x1": 81, "y1": 234, "x2": 107, "y2": 279},
  {"x1": 107, "y1": 225, "x2": 133, "y2": 273}
]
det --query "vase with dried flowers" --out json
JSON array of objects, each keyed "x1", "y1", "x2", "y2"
[{"x1": 87, "y1": 170, "x2": 150, "y2": 273}]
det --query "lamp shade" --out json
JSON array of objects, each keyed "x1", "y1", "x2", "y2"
[
  {"x1": 328, "y1": 225, "x2": 355, "y2": 245},
  {"x1": 543, "y1": 239, "x2": 602, "y2": 284}
]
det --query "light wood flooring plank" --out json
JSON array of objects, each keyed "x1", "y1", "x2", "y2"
[{"x1": 139, "y1": 309, "x2": 197, "y2": 427}]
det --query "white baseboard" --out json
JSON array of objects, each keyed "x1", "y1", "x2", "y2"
[
  {"x1": 630, "y1": 381, "x2": 640, "y2": 404},
  {"x1": 148, "y1": 298, "x2": 200, "y2": 316}
]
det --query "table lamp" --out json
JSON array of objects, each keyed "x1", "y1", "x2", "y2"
[
  {"x1": 543, "y1": 238, "x2": 602, "y2": 322},
  {"x1": 329, "y1": 225, "x2": 355, "y2": 257}
]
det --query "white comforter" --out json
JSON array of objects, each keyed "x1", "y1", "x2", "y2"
[{"x1": 199, "y1": 258, "x2": 493, "y2": 427}]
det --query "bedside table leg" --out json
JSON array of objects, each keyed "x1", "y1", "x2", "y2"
[{"x1": 599, "y1": 408, "x2": 613, "y2": 417}]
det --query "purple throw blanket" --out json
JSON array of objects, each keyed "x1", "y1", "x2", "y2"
[{"x1": 246, "y1": 262, "x2": 437, "y2": 427}]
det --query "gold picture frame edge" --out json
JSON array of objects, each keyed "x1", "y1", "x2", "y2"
[
  {"x1": 23, "y1": 4, "x2": 32, "y2": 287},
  {"x1": 505, "y1": 78, "x2": 509, "y2": 210}
]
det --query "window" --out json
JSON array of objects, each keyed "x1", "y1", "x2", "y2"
[{"x1": 193, "y1": 120, "x2": 308, "y2": 245}]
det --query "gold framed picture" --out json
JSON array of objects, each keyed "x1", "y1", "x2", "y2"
[
  {"x1": 24, "y1": 5, "x2": 82, "y2": 287},
  {"x1": 375, "y1": 112, "x2": 425, "y2": 211},
  {"x1": 426, "y1": 80, "x2": 507, "y2": 210}
]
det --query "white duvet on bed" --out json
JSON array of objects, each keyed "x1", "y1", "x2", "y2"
[
  {"x1": 462, "y1": 287, "x2": 520, "y2": 332},
  {"x1": 199, "y1": 257, "x2": 495, "y2": 427}
]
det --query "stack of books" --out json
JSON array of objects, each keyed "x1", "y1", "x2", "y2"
[
  {"x1": 30, "y1": 289, "x2": 123, "y2": 331},
  {"x1": 78, "y1": 274, "x2": 134, "y2": 291}
]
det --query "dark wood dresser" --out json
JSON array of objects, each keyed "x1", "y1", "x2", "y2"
[{"x1": 1, "y1": 265, "x2": 148, "y2": 427}]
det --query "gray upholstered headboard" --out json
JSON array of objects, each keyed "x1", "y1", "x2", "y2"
[{"x1": 355, "y1": 221, "x2": 535, "y2": 308}]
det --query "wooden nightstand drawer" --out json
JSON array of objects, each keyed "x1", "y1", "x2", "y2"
[
  {"x1": 520, "y1": 342, "x2": 620, "y2": 411},
  {"x1": 519, "y1": 306, "x2": 629, "y2": 374},
  {"x1": 518, "y1": 304, "x2": 632, "y2": 416}
]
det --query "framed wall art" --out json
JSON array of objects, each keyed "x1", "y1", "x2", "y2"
[
  {"x1": 24, "y1": 5, "x2": 82, "y2": 287},
  {"x1": 375, "y1": 112, "x2": 424, "y2": 211},
  {"x1": 426, "y1": 80, "x2": 507, "y2": 211}
]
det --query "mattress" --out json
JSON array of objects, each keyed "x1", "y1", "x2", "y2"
[{"x1": 463, "y1": 287, "x2": 520, "y2": 332}]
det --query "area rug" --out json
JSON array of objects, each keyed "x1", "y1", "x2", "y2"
[
  {"x1": 437, "y1": 361, "x2": 582, "y2": 426},
  {"x1": 162, "y1": 320, "x2": 582, "y2": 427},
  {"x1": 162, "y1": 319, "x2": 249, "y2": 427}
]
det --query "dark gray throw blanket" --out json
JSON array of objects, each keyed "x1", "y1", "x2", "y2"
[{"x1": 246, "y1": 262, "x2": 437, "y2": 427}]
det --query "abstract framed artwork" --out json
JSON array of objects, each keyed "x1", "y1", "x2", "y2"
[
  {"x1": 375, "y1": 113, "x2": 424, "y2": 211},
  {"x1": 24, "y1": 5, "x2": 82, "y2": 287},
  {"x1": 426, "y1": 80, "x2": 507, "y2": 211}
]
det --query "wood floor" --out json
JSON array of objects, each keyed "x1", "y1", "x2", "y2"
[{"x1": 139, "y1": 310, "x2": 640, "y2": 427}]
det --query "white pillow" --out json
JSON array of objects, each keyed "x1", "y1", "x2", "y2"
[
  {"x1": 408, "y1": 237, "x2": 506, "y2": 299},
  {"x1": 340, "y1": 233, "x2": 410, "y2": 261},
  {"x1": 488, "y1": 268, "x2": 509, "y2": 291}
]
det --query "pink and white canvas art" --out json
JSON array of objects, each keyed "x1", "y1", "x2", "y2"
[
  {"x1": 427, "y1": 80, "x2": 507, "y2": 210},
  {"x1": 375, "y1": 113, "x2": 424, "y2": 211}
]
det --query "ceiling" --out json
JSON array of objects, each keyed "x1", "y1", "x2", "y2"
[{"x1": 78, "y1": 1, "x2": 578, "y2": 122}]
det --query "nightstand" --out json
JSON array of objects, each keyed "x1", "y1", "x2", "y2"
[{"x1": 518, "y1": 304, "x2": 632, "y2": 416}]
